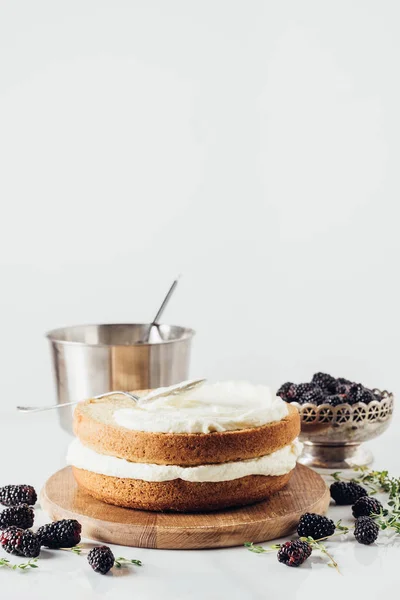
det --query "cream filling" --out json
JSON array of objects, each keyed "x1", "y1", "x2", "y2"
[
  {"x1": 113, "y1": 381, "x2": 288, "y2": 434},
  {"x1": 67, "y1": 438, "x2": 303, "y2": 483}
]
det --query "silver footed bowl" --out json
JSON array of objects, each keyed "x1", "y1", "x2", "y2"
[{"x1": 292, "y1": 389, "x2": 394, "y2": 470}]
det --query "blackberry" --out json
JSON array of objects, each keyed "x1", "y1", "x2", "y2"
[
  {"x1": 88, "y1": 546, "x2": 115, "y2": 574},
  {"x1": 0, "y1": 505, "x2": 34, "y2": 530},
  {"x1": 0, "y1": 526, "x2": 41, "y2": 558},
  {"x1": 277, "y1": 382, "x2": 297, "y2": 401},
  {"x1": 325, "y1": 395, "x2": 346, "y2": 407},
  {"x1": 37, "y1": 519, "x2": 82, "y2": 549},
  {"x1": 354, "y1": 516, "x2": 379, "y2": 545},
  {"x1": 330, "y1": 481, "x2": 367, "y2": 505},
  {"x1": 335, "y1": 381, "x2": 352, "y2": 395},
  {"x1": 297, "y1": 513, "x2": 335, "y2": 539},
  {"x1": 357, "y1": 389, "x2": 376, "y2": 404},
  {"x1": 299, "y1": 387, "x2": 325, "y2": 405},
  {"x1": 0, "y1": 485, "x2": 37, "y2": 507},
  {"x1": 336, "y1": 377, "x2": 352, "y2": 386},
  {"x1": 347, "y1": 384, "x2": 375, "y2": 405},
  {"x1": 335, "y1": 385, "x2": 351, "y2": 396},
  {"x1": 347, "y1": 383, "x2": 363, "y2": 401},
  {"x1": 352, "y1": 496, "x2": 383, "y2": 518},
  {"x1": 277, "y1": 540, "x2": 312, "y2": 567},
  {"x1": 295, "y1": 383, "x2": 317, "y2": 396},
  {"x1": 311, "y1": 372, "x2": 336, "y2": 392}
]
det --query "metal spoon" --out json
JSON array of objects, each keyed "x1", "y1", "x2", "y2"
[
  {"x1": 137, "y1": 378, "x2": 206, "y2": 406},
  {"x1": 16, "y1": 378, "x2": 206, "y2": 413},
  {"x1": 140, "y1": 275, "x2": 181, "y2": 343}
]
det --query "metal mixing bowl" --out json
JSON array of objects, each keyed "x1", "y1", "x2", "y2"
[
  {"x1": 46, "y1": 323, "x2": 195, "y2": 434},
  {"x1": 292, "y1": 389, "x2": 394, "y2": 469}
]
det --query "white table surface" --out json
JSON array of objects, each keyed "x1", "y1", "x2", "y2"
[{"x1": 1, "y1": 408, "x2": 399, "y2": 600}]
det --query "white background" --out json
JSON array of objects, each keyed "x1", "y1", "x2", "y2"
[
  {"x1": 1, "y1": 3, "x2": 400, "y2": 598},
  {"x1": 1, "y1": 1, "x2": 400, "y2": 406}
]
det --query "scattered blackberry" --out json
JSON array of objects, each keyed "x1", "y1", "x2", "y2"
[
  {"x1": 277, "y1": 382, "x2": 297, "y2": 401},
  {"x1": 277, "y1": 540, "x2": 312, "y2": 567},
  {"x1": 325, "y1": 395, "x2": 346, "y2": 407},
  {"x1": 297, "y1": 513, "x2": 335, "y2": 539},
  {"x1": 0, "y1": 485, "x2": 37, "y2": 507},
  {"x1": 299, "y1": 387, "x2": 325, "y2": 405},
  {"x1": 330, "y1": 481, "x2": 367, "y2": 505},
  {"x1": 88, "y1": 546, "x2": 115, "y2": 574},
  {"x1": 354, "y1": 516, "x2": 379, "y2": 545},
  {"x1": 0, "y1": 526, "x2": 41, "y2": 557},
  {"x1": 352, "y1": 496, "x2": 383, "y2": 518},
  {"x1": 0, "y1": 505, "x2": 34, "y2": 530},
  {"x1": 311, "y1": 372, "x2": 336, "y2": 392},
  {"x1": 37, "y1": 519, "x2": 82, "y2": 549}
]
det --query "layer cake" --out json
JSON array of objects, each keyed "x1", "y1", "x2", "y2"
[{"x1": 67, "y1": 381, "x2": 302, "y2": 512}]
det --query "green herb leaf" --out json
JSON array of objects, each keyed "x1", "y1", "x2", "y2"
[
  {"x1": 0, "y1": 558, "x2": 38, "y2": 571},
  {"x1": 331, "y1": 467, "x2": 400, "y2": 535},
  {"x1": 244, "y1": 542, "x2": 268, "y2": 554},
  {"x1": 113, "y1": 556, "x2": 143, "y2": 568}
]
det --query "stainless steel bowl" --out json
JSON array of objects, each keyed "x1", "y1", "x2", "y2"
[
  {"x1": 46, "y1": 323, "x2": 195, "y2": 434},
  {"x1": 293, "y1": 389, "x2": 394, "y2": 469}
]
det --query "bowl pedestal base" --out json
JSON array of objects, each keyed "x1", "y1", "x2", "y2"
[{"x1": 298, "y1": 442, "x2": 373, "y2": 470}]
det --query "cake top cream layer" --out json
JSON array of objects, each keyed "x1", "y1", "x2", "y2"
[{"x1": 113, "y1": 381, "x2": 288, "y2": 434}]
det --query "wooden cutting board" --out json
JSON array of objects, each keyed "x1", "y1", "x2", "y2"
[{"x1": 40, "y1": 465, "x2": 330, "y2": 549}]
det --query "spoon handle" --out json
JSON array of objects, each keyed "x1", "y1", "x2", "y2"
[
  {"x1": 151, "y1": 276, "x2": 181, "y2": 325},
  {"x1": 17, "y1": 401, "x2": 80, "y2": 413},
  {"x1": 137, "y1": 378, "x2": 206, "y2": 405},
  {"x1": 16, "y1": 391, "x2": 140, "y2": 413},
  {"x1": 16, "y1": 380, "x2": 205, "y2": 413}
]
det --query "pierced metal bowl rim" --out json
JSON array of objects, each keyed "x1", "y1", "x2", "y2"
[{"x1": 289, "y1": 388, "x2": 394, "y2": 412}]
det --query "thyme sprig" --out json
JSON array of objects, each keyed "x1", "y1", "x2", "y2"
[
  {"x1": 0, "y1": 558, "x2": 38, "y2": 571},
  {"x1": 244, "y1": 542, "x2": 276, "y2": 554},
  {"x1": 114, "y1": 557, "x2": 143, "y2": 569},
  {"x1": 372, "y1": 508, "x2": 400, "y2": 534},
  {"x1": 299, "y1": 536, "x2": 341, "y2": 574},
  {"x1": 61, "y1": 545, "x2": 83, "y2": 555},
  {"x1": 335, "y1": 519, "x2": 351, "y2": 535},
  {"x1": 245, "y1": 528, "x2": 348, "y2": 574},
  {"x1": 331, "y1": 467, "x2": 400, "y2": 534},
  {"x1": 330, "y1": 466, "x2": 400, "y2": 498},
  {"x1": 63, "y1": 546, "x2": 142, "y2": 568}
]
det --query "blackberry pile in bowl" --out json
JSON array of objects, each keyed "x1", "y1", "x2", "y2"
[{"x1": 277, "y1": 372, "x2": 394, "y2": 470}]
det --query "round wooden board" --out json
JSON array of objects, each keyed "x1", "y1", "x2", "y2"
[{"x1": 40, "y1": 464, "x2": 329, "y2": 549}]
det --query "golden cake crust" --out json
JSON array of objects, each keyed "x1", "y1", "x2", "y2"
[
  {"x1": 73, "y1": 394, "x2": 300, "y2": 466},
  {"x1": 72, "y1": 466, "x2": 294, "y2": 512}
]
